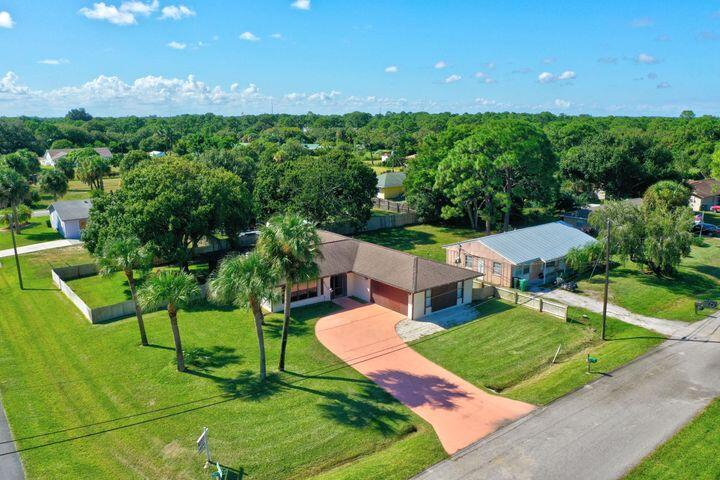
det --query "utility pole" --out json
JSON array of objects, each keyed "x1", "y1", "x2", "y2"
[
  {"x1": 10, "y1": 205, "x2": 23, "y2": 290},
  {"x1": 601, "y1": 218, "x2": 610, "y2": 340}
]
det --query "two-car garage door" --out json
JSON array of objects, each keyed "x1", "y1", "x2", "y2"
[{"x1": 370, "y1": 280, "x2": 408, "y2": 315}]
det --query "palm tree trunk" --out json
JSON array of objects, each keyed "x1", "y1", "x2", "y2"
[
  {"x1": 250, "y1": 300, "x2": 267, "y2": 380},
  {"x1": 278, "y1": 282, "x2": 292, "y2": 371},
  {"x1": 126, "y1": 271, "x2": 148, "y2": 346},
  {"x1": 168, "y1": 305, "x2": 185, "y2": 372},
  {"x1": 10, "y1": 206, "x2": 23, "y2": 290}
]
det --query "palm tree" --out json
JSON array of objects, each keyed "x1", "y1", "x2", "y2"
[
  {"x1": 257, "y1": 214, "x2": 321, "y2": 371},
  {"x1": 137, "y1": 270, "x2": 200, "y2": 372},
  {"x1": 96, "y1": 236, "x2": 155, "y2": 346},
  {"x1": 208, "y1": 251, "x2": 278, "y2": 380},
  {"x1": 0, "y1": 167, "x2": 30, "y2": 289}
]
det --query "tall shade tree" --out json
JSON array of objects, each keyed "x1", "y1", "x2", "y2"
[
  {"x1": 38, "y1": 169, "x2": 69, "y2": 200},
  {"x1": 208, "y1": 251, "x2": 279, "y2": 380},
  {"x1": 96, "y1": 237, "x2": 155, "y2": 346},
  {"x1": 257, "y1": 214, "x2": 321, "y2": 371},
  {"x1": 74, "y1": 150, "x2": 110, "y2": 191},
  {"x1": 0, "y1": 167, "x2": 30, "y2": 288},
  {"x1": 137, "y1": 270, "x2": 201, "y2": 372}
]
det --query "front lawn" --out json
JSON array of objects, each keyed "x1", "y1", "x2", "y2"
[
  {"x1": 356, "y1": 224, "x2": 479, "y2": 262},
  {"x1": 624, "y1": 397, "x2": 720, "y2": 479},
  {"x1": 411, "y1": 300, "x2": 664, "y2": 405},
  {"x1": 32, "y1": 177, "x2": 122, "y2": 209},
  {"x1": 0, "y1": 216, "x2": 61, "y2": 250},
  {"x1": 0, "y1": 247, "x2": 447, "y2": 479},
  {"x1": 577, "y1": 238, "x2": 720, "y2": 322}
]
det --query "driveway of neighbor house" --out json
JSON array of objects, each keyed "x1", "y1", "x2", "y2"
[
  {"x1": 538, "y1": 288, "x2": 686, "y2": 337},
  {"x1": 315, "y1": 298, "x2": 535, "y2": 454},
  {"x1": 415, "y1": 313, "x2": 720, "y2": 480},
  {"x1": 0, "y1": 239, "x2": 82, "y2": 259}
]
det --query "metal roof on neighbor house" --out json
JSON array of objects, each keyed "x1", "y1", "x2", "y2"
[
  {"x1": 377, "y1": 172, "x2": 406, "y2": 189},
  {"x1": 45, "y1": 148, "x2": 113, "y2": 160},
  {"x1": 446, "y1": 221, "x2": 596, "y2": 265},
  {"x1": 49, "y1": 200, "x2": 93, "y2": 221},
  {"x1": 316, "y1": 230, "x2": 480, "y2": 293}
]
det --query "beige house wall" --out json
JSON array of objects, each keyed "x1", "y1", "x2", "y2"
[{"x1": 445, "y1": 243, "x2": 514, "y2": 287}]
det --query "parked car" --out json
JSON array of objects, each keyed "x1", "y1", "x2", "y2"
[
  {"x1": 692, "y1": 222, "x2": 720, "y2": 236},
  {"x1": 711, "y1": 205, "x2": 720, "y2": 213}
]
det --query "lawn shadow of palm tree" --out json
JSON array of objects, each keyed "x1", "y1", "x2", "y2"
[
  {"x1": 317, "y1": 386, "x2": 411, "y2": 436},
  {"x1": 184, "y1": 346, "x2": 243, "y2": 372},
  {"x1": 262, "y1": 314, "x2": 310, "y2": 339}
]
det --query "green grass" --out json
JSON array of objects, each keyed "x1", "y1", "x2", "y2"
[
  {"x1": 371, "y1": 208, "x2": 397, "y2": 217},
  {"x1": 65, "y1": 263, "x2": 211, "y2": 308},
  {"x1": 577, "y1": 238, "x2": 720, "y2": 322},
  {"x1": 411, "y1": 300, "x2": 664, "y2": 405},
  {"x1": 0, "y1": 247, "x2": 445, "y2": 479},
  {"x1": 32, "y1": 177, "x2": 122, "y2": 209},
  {"x1": 0, "y1": 216, "x2": 61, "y2": 250},
  {"x1": 624, "y1": 397, "x2": 720, "y2": 479},
  {"x1": 356, "y1": 224, "x2": 479, "y2": 262}
]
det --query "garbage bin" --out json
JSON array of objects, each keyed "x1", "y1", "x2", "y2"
[
  {"x1": 518, "y1": 278, "x2": 528, "y2": 292},
  {"x1": 512, "y1": 277, "x2": 519, "y2": 289}
]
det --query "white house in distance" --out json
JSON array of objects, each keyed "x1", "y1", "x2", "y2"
[
  {"x1": 262, "y1": 230, "x2": 479, "y2": 319},
  {"x1": 688, "y1": 178, "x2": 720, "y2": 212},
  {"x1": 41, "y1": 148, "x2": 113, "y2": 167},
  {"x1": 49, "y1": 200, "x2": 93, "y2": 239}
]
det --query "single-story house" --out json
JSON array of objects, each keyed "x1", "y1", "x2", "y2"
[
  {"x1": 148, "y1": 151, "x2": 165, "y2": 158},
  {"x1": 688, "y1": 179, "x2": 720, "y2": 212},
  {"x1": 562, "y1": 198, "x2": 642, "y2": 231},
  {"x1": 49, "y1": 200, "x2": 93, "y2": 239},
  {"x1": 262, "y1": 230, "x2": 480, "y2": 319},
  {"x1": 443, "y1": 221, "x2": 596, "y2": 288},
  {"x1": 377, "y1": 172, "x2": 406, "y2": 199},
  {"x1": 41, "y1": 148, "x2": 113, "y2": 167}
]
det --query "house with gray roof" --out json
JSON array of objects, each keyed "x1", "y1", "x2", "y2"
[
  {"x1": 376, "y1": 172, "x2": 406, "y2": 199},
  {"x1": 443, "y1": 222, "x2": 596, "y2": 288},
  {"x1": 41, "y1": 148, "x2": 113, "y2": 167},
  {"x1": 48, "y1": 200, "x2": 93, "y2": 239},
  {"x1": 262, "y1": 230, "x2": 481, "y2": 319}
]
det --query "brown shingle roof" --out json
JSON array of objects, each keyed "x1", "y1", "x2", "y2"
[
  {"x1": 689, "y1": 179, "x2": 720, "y2": 199},
  {"x1": 315, "y1": 230, "x2": 480, "y2": 293}
]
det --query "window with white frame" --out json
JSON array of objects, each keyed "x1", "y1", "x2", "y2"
[
  {"x1": 493, "y1": 261, "x2": 503, "y2": 276},
  {"x1": 464, "y1": 254, "x2": 474, "y2": 269}
]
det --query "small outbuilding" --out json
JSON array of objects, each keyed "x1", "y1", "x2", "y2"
[
  {"x1": 376, "y1": 172, "x2": 406, "y2": 199},
  {"x1": 444, "y1": 221, "x2": 596, "y2": 288},
  {"x1": 49, "y1": 200, "x2": 93, "y2": 239}
]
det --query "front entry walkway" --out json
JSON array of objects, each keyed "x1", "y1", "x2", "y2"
[{"x1": 315, "y1": 298, "x2": 535, "y2": 454}]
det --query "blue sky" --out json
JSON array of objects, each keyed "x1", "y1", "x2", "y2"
[{"x1": 0, "y1": 0, "x2": 719, "y2": 116}]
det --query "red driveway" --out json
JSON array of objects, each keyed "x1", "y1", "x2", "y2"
[{"x1": 315, "y1": 298, "x2": 535, "y2": 454}]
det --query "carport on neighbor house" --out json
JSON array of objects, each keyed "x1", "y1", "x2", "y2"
[{"x1": 263, "y1": 230, "x2": 480, "y2": 319}]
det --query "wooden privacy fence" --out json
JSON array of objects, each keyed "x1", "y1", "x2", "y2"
[
  {"x1": 372, "y1": 197, "x2": 415, "y2": 213},
  {"x1": 484, "y1": 284, "x2": 567, "y2": 320},
  {"x1": 329, "y1": 211, "x2": 419, "y2": 235}
]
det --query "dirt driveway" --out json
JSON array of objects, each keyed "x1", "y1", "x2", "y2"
[{"x1": 315, "y1": 297, "x2": 535, "y2": 454}]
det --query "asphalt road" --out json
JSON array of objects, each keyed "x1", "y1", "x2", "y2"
[
  {"x1": 0, "y1": 394, "x2": 23, "y2": 480},
  {"x1": 415, "y1": 315, "x2": 720, "y2": 480}
]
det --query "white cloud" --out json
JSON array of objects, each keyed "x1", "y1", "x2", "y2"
[
  {"x1": 635, "y1": 53, "x2": 658, "y2": 64},
  {"x1": 538, "y1": 70, "x2": 576, "y2": 83},
  {"x1": 0, "y1": 11, "x2": 14, "y2": 28},
  {"x1": 474, "y1": 71, "x2": 496, "y2": 84},
  {"x1": 284, "y1": 90, "x2": 341, "y2": 103},
  {"x1": 167, "y1": 41, "x2": 186, "y2": 50},
  {"x1": 384, "y1": 65, "x2": 398, "y2": 73},
  {"x1": 656, "y1": 82, "x2": 671, "y2": 89},
  {"x1": 38, "y1": 59, "x2": 70, "y2": 65},
  {"x1": 159, "y1": 5, "x2": 195, "y2": 20},
  {"x1": 239, "y1": 31, "x2": 260, "y2": 42},
  {"x1": 79, "y1": 3, "x2": 137, "y2": 25},
  {"x1": 0, "y1": 72, "x2": 30, "y2": 96},
  {"x1": 291, "y1": 0, "x2": 311, "y2": 10},
  {"x1": 434, "y1": 60, "x2": 447, "y2": 69},
  {"x1": 554, "y1": 98, "x2": 571, "y2": 108},
  {"x1": 631, "y1": 17, "x2": 653, "y2": 28},
  {"x1": 270, "y1": 33, "x2": 283, "y2": 39},
  {"x1": 121, "y1": 0, "x2": 158, "y2": 16},
  {"x1": 444, "y1": 74, "x2": 462, "y2": 84}
]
